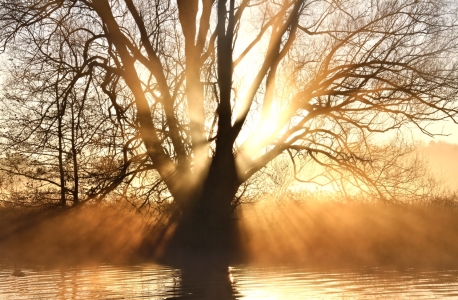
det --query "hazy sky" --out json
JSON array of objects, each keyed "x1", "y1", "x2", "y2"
[{"x1": 410, "y1": 121, "x2": 458, "y2": 145}]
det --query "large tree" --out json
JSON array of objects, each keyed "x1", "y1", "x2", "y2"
[{"x1": 1, "y1": 0, "x2": 458, "y2": 249}]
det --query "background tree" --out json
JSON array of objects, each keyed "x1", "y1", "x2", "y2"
[
  {"x1": 1, "y1": 0, "x2": 458, "y2": 249},
  {"x1": 0, "y1": 15, "x2": 157, "y2": 208}
]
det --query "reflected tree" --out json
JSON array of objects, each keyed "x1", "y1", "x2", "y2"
[{"x1": 167, "y1": 262, "x2": 238, "y2": 299}]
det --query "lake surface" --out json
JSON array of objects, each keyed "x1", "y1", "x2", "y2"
[{"x1": 1, "y1": 262, "x2": 458, "y2": 299}]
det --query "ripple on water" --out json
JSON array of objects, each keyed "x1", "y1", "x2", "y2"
[{"x1": 1, "y1": 263, "x2": 458, "y2": 299}]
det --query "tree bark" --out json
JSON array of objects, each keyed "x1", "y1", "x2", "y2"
[{"x1": 165, "y1": 152, "x2": 240, "y2": 257}]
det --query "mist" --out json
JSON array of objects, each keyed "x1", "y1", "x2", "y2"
[
  {"x1": 2, "y1": 194, "x2": 458, "y2": 270},
  {"x1": 239, "y1": 198, "x2": 458, "y2": 268},
  {"x1": 0, "y1": 205, "x2": 145, "y2": 266}
]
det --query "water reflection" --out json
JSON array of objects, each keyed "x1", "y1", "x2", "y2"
[
  {"x1": 167, "y1": 262, "x2": 238, "y2": 299},
  {"x1": 2, "y1": 262, "x2": 458, "y2": 299}
]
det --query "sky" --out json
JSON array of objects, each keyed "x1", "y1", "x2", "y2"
[{"x1": 410, "y1": 120, "x2": 458, "y2": 145}]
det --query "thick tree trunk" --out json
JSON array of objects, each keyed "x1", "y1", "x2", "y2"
[{"x1": 164, "y1": 153, "x2": 240, "y2": 259}]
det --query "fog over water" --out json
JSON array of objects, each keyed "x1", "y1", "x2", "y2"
[{"x1": 2, "y1": 197, "x2": 458, "y2": 298}]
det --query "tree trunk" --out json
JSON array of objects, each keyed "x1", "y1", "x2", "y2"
[
  {"x1": 56, "y1": 100, "x2": 66, "y2": 207},
  {"x1": 165, "y1": 152, "x2": 240, "y2": 259}
]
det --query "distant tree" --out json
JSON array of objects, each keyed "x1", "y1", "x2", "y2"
[
  {"x1": 1, "y1": 0, "x2": 458, "y2": 248},
  {"x1": 0, "y1": 24, "x2": 153, "y2": 207}
]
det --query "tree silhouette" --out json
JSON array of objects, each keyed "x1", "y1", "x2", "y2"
[{"x1": 1, "y1": 0, "x2": 458, "y2": 249}]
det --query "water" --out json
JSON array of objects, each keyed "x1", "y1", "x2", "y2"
[{"x1": 1, "y1": 263, "x2": 458, "y2": 299}]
